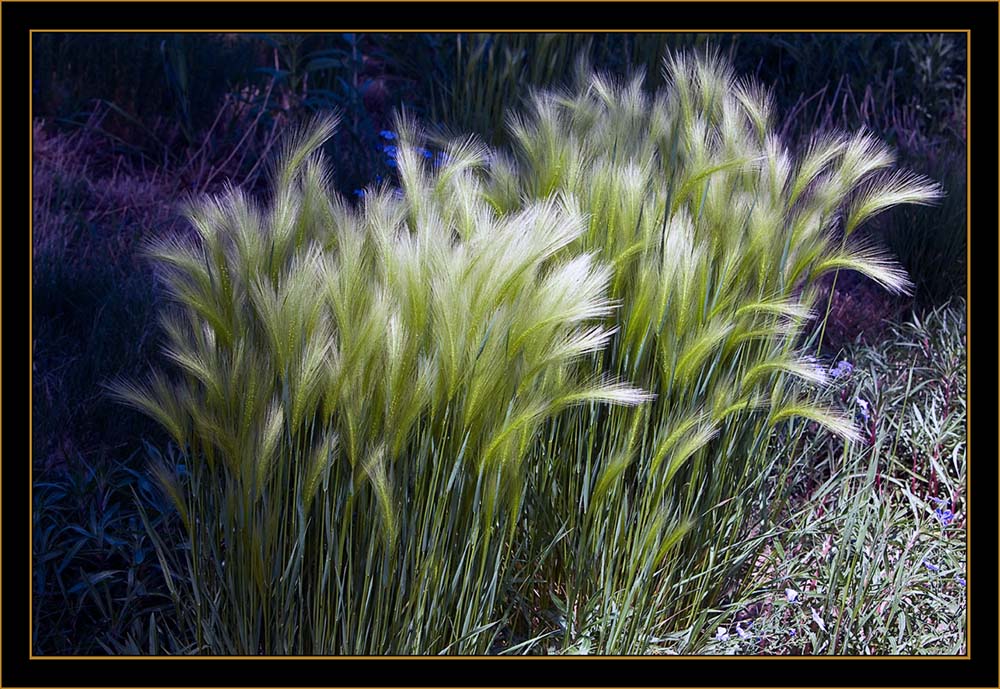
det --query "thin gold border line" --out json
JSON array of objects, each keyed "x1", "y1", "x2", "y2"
[
  {"x1": 6, "y1": 0, "x2": 998, "y2": 3},
  {"x1": 29, "y1": 653, "x2": 974, "y2": 660},
  {"x1": 27, "y1": 28, "x2": 974, "y2": 662},
  {"x1": 965, "y1": 26, "x2": 971, "y2": 661},
  {"x1": 26, "y1": 28, "x2": 973, "y2": 33},
  {"x1": 28, "y1": 24, "x2": 33, "y2": 667}
]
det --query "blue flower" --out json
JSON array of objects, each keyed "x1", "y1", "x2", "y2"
[
  {"x1": 922, "y1": 560, "x2": 940, "y2": 573},
  {"x1": 954, "y1": 576, "x2": 966, "y2": 586},
  {"x1": 416, "y1": 147, "x2": 433, "y2": 159},
  {"x1": 379, "y1": 130, "x2": 396, "y2": 140},
  {"x1": 714, "y1": 627, "x2": 729, "y2": 642},
  {"x1": 735, "y1": 624, "x2": 750, "y2": 640},
  {"x1": 386, "y1": 158, "x2": 397, "y2": 168},
  {"x1": 934, "y1": 508, "x2": 954, "y2": 526},
  {"x1": 383, "y1": 144, "x2": 398, "y2": 156},
  {"x1": 353, "y1": 189, "x2": 366, "y2": 198},
  {"x1": 855, "y1": 397, "x2": 870, "y2": 423}
]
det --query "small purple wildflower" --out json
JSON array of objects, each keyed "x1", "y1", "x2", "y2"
[
  {"x1": 715, "y1": 627, "x2": 729, "y2": 642},
  {"x1": 934, "y1": 508, "x2": 954, "y2": 526},
  {"x1": 922, "y1": 560, "x2": 940, "y2": 573},
  {"x1": 379, "y1": 130, "x2": 396, "y2": 140},
  {"x1": 736, "y1": 624, "x2": 750, "y2": 640},
  {"x1": 830, "y1": 360, "x2": 854, "y2": 379},
  {"x1": 954, "y1": 576, "x2": 966, "y2": 586},
  {"x1": 785, "y1": 588, "x2": 799, "y2": 603},
  {"x1": 855, "y1": 397, "x2": 870, "y2": 423}
]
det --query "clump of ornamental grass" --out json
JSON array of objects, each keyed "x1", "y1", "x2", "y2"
[
  {"x1": 479, "y1": 51, "x2": 942, "y2": 653},
  {"x1": 113, "y1": 115, "x2": 648, "y2": 654}
]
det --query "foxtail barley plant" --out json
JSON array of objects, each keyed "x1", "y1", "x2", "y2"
[
  {"x1": 114, "y1": 114, "x2": 648, "y2": 654},
  {"x1": 482, "y1": 51, "x2": 941, "y2": 653}
]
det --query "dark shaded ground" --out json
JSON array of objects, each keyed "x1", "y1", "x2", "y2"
[{"x1": 817, "y1": 271, "x2": 916, "y2": 355}]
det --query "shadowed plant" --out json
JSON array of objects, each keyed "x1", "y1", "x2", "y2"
[
  {"x1": 479, "y1": 50, "x2": 941, "y2": 653},
  {"x1": 112, "y1": 114, "x2": 647, "y2": 654}
]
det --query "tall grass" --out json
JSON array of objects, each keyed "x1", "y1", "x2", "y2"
[
  {"x1": 479, "y1": 50, "x2": 941, "y2": 653},
  {"x1": 113, "y1": 114, "x2": 647, "y2": 654}
]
